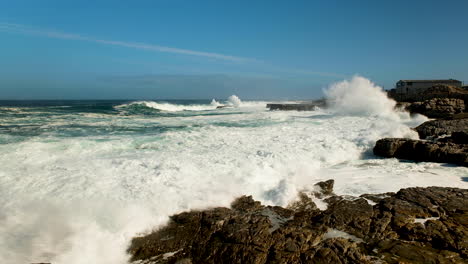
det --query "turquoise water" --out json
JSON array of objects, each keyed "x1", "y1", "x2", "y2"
[{"x1": 0, "y1": 100, "x2": 268, "y2": 144}]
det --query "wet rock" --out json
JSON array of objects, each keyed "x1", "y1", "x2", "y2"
[
  {"x1": 376, "y1": 240, "x2": 467, "y2": 264},
  {"x1": 314, "y1": 179, "x2": 334, "y2": 197},
  {"x1": 128, "y1": 183, "x2": 468, "y2": 264},
  {"x1": 373, "y1": 138, "x2": 468, "y2": 166},
  {"x1": 415, "y1": 118, "x2": 468, "y2": 139},
  {"x1": 267, "y1": 100, "x2": 326, "y2": 111}
]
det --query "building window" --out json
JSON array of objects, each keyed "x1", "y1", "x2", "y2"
[{"x1": 407, "y1": 82, "x2": 413, "y2": 85}]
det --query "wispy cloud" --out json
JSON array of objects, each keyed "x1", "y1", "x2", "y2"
[
  {"x1": 0, "y1": 22, "x2": 348, "y2": 79},
  {"x1": 0, "y1": 22, "x2": 250, "y2": 62}
]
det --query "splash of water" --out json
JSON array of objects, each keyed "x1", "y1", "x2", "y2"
[
  {"x1": 324, "y1": 76, "x2": 427, "y2": 142},
  {"x1": 324, "y1": 76, "x2": 397, "y2": 118},
  {"x1": 227, "y1": 95, "x2": 242, "y2": 107}
]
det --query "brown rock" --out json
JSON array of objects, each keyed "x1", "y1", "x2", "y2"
[
  {"x1": 406, "y1": 98, "x2": 465, "y2": 118},
  {"x1": 373, "y1": 138, "x2": 468, "y2": 166},
  {"x1": 128, "y1": 184, "x2": 468, "y2": 264},
  {"x1": 415, "y1": 118, "x2": 468, "y2": 139}
]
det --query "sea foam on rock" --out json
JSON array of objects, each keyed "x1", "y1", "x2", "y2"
[{"x1": 128, "y1": 180, "x2": 468, "y2": 264}]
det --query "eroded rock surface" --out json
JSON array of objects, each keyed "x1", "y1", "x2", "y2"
[
  {"x1": 128, "y1": 181, "x2": 468, "y2": 264},
  {"x1": 373, "y1": 138, "x2": 468, "y2": 166},
  {"x1": 415, "y1": 119, "x2": 468, "y2": 139},
  {"x1": 405, "y1": 98, "x2": 465, "y2": 118}
]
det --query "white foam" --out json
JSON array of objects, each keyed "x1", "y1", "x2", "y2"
[
  {"x1": 414, "y1": 217, "x2": 440, "y2": 225},
  {"x1": 116, "y1": 101, "x2": 219, "y2": 112},
  {"x1": 261, "y1": 208, "x2": 293, "y2": 233},
  {"x1": 323, "y1": 228, "x2": 364, "y2": 243},
  {"x1": 162, "y1": 249, "x2": 181, "y2": 259}
]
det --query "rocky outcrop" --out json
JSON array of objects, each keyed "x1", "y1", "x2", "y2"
[
  {"x1": 415, "y1": 118, "x2": 468, "y2": 139},
  {"x1": 373, "y1": 118, "x2": 468, "y2": 166},
  {"x1": 390, "y1": 84, "x2": 468, "y2": 118},
  {"x1": 267, "y1": 100, "x2": 326, "y2": 111},
  {"x1": 390, "y1": 84, "x2": 468, "y2": 103},
  {"x1": 128, "y1": 181, "x2": 468, "y2": 264},
  {"x1": 267, "y1": 104, "x2": 318, "y2": 111},
  {"x1": 405, "y1": 98, "x2": 465, "y2": 118},
  {"x1": 373, "y1": 138, "x2": 468, "y2": 166}
]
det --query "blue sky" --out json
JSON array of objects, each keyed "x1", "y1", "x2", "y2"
[{"x1": 0, "y1": 0, "x2": 467, "y2": 99}]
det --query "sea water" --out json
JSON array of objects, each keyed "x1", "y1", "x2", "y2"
[{"x1": 0, "y1": 76, "x2": 467, "y2": 263}]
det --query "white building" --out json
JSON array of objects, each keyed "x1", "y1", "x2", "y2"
[{"x1": 395, "y1": 79, "x2": 462, "y2": 94}]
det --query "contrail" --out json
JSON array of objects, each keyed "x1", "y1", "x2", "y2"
[
  {"x1": 0, "y1": 22, "x2": 347, "y2": 78},
  {"x1": 0, "y1": 22, "x2": 250, "y2": 62}
]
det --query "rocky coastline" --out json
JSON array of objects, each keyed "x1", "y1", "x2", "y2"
[
  {"x1": 374, "y1": 84, "x2": 468, "y2": 166},
  {"x1": 126, "y1": 84, "x2": 468, "y2": 264},
  {"x1": 128, "y1": 180, "x2": 468, "y2": 264}
]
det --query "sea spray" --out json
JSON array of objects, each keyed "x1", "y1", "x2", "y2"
[
  {"x1": 324, "y1": 76, "x2": 397, "y2": 118},
  {"x1": 324, "y1": 76, "x2": 427, "y2": 143},
  {"x1": 210, "y1": 99, "x2": 221, "y2": 107},
  {"x1": 227, "y1": 95, "x2": 242, "y2": 107}
]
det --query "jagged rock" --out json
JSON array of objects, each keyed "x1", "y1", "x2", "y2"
[
  {"x1": 415, "y1": 118, "x2": 468, "y2": 139},
  {"x1": 128, "y1": 184, "x2": 468, "y2": 264},
  {"x1": 373, "y1": 138, "x2": 468, "y2": 166},
  {"x1": 314, "y1": 179, "x2": 334, "y2": 197}
]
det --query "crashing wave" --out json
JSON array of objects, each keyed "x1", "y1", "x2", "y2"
[
  {"x1": 115, "y1": 101, "x2": 219, "y2": 113},
  {"x1": 115, "y1": 96, "x2": 256, "y2": 113},
  {"x1": 226, "y1": 95, "x2": 242, "y2": 107}
]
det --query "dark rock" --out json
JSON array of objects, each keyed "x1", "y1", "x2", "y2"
[
  {"x1": 376, "y1": 240, "x2": 467, "y2": 264},
  {"x1": 313, "y1": 179, "x2": 334, "y2": 198},
  {"x1": 415, "y1": 119, "x2": 468, "y2": 139},
  {"x1": 319, "y1": 196, "x2": 374, "y2": 239},
  {"x1": 216, "y1": 105, "x2": 230, "y2": 109},
  {"x1": 267, "y1": 100, "x2": 326, "y2": 111},
  {"x1": 451, "y1": 132, "x2": 468, "y2": 144},
  {"x1": 128, "y1": 184, "x2": 468, "y2": 264},
  {"x1": 267, "y1": 104, "x2": 318, "y2": 111},
  {"x1": 373, "y1": 138, "x2": 468, "y2": 166}
]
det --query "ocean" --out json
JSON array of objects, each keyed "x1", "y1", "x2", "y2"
[{"x1": 1, "y1": 77, "x2": 467, "y2": 263}]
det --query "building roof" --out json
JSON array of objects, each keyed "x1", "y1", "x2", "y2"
[{"x1": 398, "y1": 79, "x2": 461, "y2": 83}]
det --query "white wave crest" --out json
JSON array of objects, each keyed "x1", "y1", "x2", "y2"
[{"x1": 117, "y1": 101, "x2": 218, "y2": 112}]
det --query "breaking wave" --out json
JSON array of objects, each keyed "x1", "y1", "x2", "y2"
[
  {"x1": 115, "y1": 95, "x2": 267, "y2": 114},
  {"x1": 115, "y1": 100, "x2": 219, "y2": 113}
]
